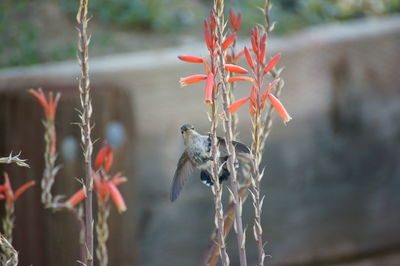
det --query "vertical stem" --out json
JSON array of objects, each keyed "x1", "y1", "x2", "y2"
[
  {"x1": 0, "y1": 233, "x2": 18, "y2": 266},
  {"x1": 210, "y1": 56, "x2": 230, "y2": 265},
  {"x1": 77, "y1": 0, "x2": 94, "y2": 264},
  {"x1": 96, "y1": 202, "x2": 110, "y2": 266},
  {"x1": 41, "y1": 118, "x2": 59, "y2": 207},
  {"x1": 251, "y1": 108, "x2": 266, "y2": 266},
  {"x1": 214, "y1": 1, "x2": 247, "y2": 265},
  {"x1": 3, "y1": 205, "x2": 14, "y2": 243}
]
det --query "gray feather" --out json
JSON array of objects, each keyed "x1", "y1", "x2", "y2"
[
  {"x1": 170, "y1": 152, "x2": 195, "y2": 202},
  {"x1": 217, "y1": 136, "x2": 250, "y2": 155}
]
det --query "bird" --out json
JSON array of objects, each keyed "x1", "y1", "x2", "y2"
[{"x1": 170, "y1": 124, "x2": 250, "y2": 202}]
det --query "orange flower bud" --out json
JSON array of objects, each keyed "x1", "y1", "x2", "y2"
[
  {"x1": 222, "y1": 33, "x2": 236, "y2": 50},
  {"x1": 180, "y1": 74, "x2": 208, "y2": 87},
  {"x1": 178, "y1": 55, "x2": 203, "y2": 63},
  {"x1": 233, "y1": 13, "x2": 242, "y2": 31},
  {"x1": 268, "y1": 94, "x2": 292, "y2": 124},
  {"x1": 29, "y1": 89, "x2": 60, "y2": 122},
  {"x1": 224, "y1": 64, "x2": 248, "y2": 74},
  {"x1": 204, "y1": 73, "x2": 215, "y2": 104},
  {"x1": 228, "y1": 97, "x2": 249, "y2": 114},
  {"x1": 14, "y1": 181, "x2": 35, "y2": 201},
  {"x1": 108, "y1": 182, "x2": 127, "y2": 213},
  {"x1": 244, "y1": 47, "x2": 254, "y2": 69},
  {"x1": 227, "y1": 76, "x2": 253, "y2": 83},
  {"x1": 65, "y1": 189, "x2": 85, "y2": 208},
  {"x1": 264, "y1": 53, "x2": 281, "y2": 74},
  {"x1": 95, "y1": 142, "x2": 113, "y2": 173}
]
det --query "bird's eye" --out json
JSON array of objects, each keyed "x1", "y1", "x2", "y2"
[
  {"x1": 181, "y1": 130, "x2": 184, "y2": 134},
  {"x1": 191, "y1": 127, "x2": 194, "y2": 130}
]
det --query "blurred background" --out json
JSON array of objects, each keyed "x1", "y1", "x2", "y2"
[{"x1": 0, "y1": 0, "x2": 400, "y2": 265}]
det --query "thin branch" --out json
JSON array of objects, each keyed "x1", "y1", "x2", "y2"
[
  {"x1": 77, "y1": 0, "x2": 94, "y2": 265},
  {"x1": 0, "y1": 152, "x2": 29, "y2": 168},
  {"x1": 0, "y1": 233, "x2": 18, "y2": 266},
  {"x1": 214, "y1": 1, "x2": 248, "y2": 265},
  {"x1": 210, "y1": 26, "x2": 230, "y2": 266}
]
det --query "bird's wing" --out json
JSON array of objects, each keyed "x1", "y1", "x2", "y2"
[
  {"x1": 217, "y1": 136, "x2": 250, "y2": 156},
  {"x1": 170, "y1": 151, "x2": 195, "y2": 202}
]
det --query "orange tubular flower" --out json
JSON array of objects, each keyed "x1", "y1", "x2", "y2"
[
  {"x1": 259, "y1": 33, "x2": 267, "y2": 64},
  {"x1": 260, "y1": 79, "x2": 281, "y2": 109},
  {"x1": 268, "y1": 94, "x2": 292, "y2": 124},
  {"x1": 65, "y1": 171, "x2": 127, "y2": 210},
  {"x1": 95, "y1": 142, "x2": 113, "y2": 173},
  {"x1": 227, "y1": 76, "x2": 253, "y2": 83},
  {"x1": 108, "y1": 182, "x2": 127, "y2": 213},
  {"x1": 178, "y1": 55, "x2": 204, "y2": 63},
  {"x1": 244, "y1": 47, "x2": 254, "y2": 69},
  {"x1": 65, "y1": 189, "x2": 85, "y2": 208},
  {"x1": 229, "y1": 8, "x2": 242, "y2": 31},
  {"x1": 29, "y1": 88, "x2": 60, "y2": 121},
  {"x1": 224, "y1": 64, "x2": 248, "y2": 74},
  {"x1": 233, "y1": 49, "x2": 246, "y2": 64},
  {"x1": 264, "y1": 53, "x2": 281, "y2": 74},
  {"x1": 228, "y1": 97, "x2": 249, "y2": 114},
  {"x1": 0, "y1": 172, "x2": 35, "y2": 208},
  {"x1": 204, "y1": 73, "x2": 215, "y2": 104},
  {"x1": 222, "y1": 33, "x2": 236, "y2": 50},
  {"x1": 180, "y1": 74, "x2": 208, "y2": 87}
]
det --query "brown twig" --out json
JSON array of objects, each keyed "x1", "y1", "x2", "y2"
[
  {"x1": 214, "y1": 1, "x2": 248, "y2": 265},
  {"x1": 77, "y1": 0, "x2": 94, "y2": 264}
]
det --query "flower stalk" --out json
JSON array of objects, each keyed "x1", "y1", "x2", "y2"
[
  {"x1": 96, "y1": 200, "x2": 110, "y2": 266},
  {"x1": 29, "y1": 88, "x2": 61, "y2": 207},
  {"x1": 208, "y1": 11, "x2": 230, "y2": 266},
  {"x1": 0, "y1": 234, "x2": 18, "y2": 266},
  {"x1": 77, "y1": 0, "x2": 94, "y2": 264},
  {"x1": 214, "y1": 1, "x2": 248, "y2": 265}
]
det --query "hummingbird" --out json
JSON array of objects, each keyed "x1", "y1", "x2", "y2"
[{"x1": 170, "y1": 124, "x2": 250, "y2": 202}]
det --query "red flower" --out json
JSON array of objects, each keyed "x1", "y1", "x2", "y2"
[
  {"x1": 108, "y1": 182, "x2": 127, "y2": 213},
  {"x1": 259, "y1": 33, "x2": 267, "y2": 64},
  {"x1": 268, "y1": 94, "x2": 292, "y2": 124},
  {"x1": 224, "y1": 64, "x2": 248, "y2": 74},
  {"x1": 178, "y1": 55, "x2": 203, "y2": 63},
  {"x1": 222, "y1": 33, "x2": 236, "y2": 50},
  {"x1": 29, "y1": 88, "x2": 60, "y2": 121},
  {"x1": 95, "y1": 142, "x2": 113, "y2": 173},
  {"x1": 244, "y1": 47, "x2": 254, "y2": 69},
  {"x1": 227, "y1": 76, "x2": 253, "y2": 83},
  {"x1": 228, "y1": 97, "x2": 249, "y2": 114},
  {"x1": 260, "y1": 79, "x2": 281, "y2": 110},
  {"x1": 204, "y1": 73, "x2": 215, "y2": 104},
  {"x1": 264, "y1": 53, "x2": 281, "y2": 74},
  {"x1": 180, "y1": 74, "x2": 208, "y2": 87},
  {"x1": 0, "y1": 172, "x2": 35, "y2": 208},
  {"x1": 65, "y1": 188, "x2": 85, "y2": 208},
  {"x1": 229, "y1": 8, "x2": 242, "y2": 31},
  {"x1": 66, "y1": 171, "x2": 127, "y2": 213}
]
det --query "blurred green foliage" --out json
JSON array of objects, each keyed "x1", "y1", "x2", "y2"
[
  {"x1": 0, "y1": 0, "x2": 399, "y2": 68},
  {"x1": 60, "y1": 0, "x2": 198, "y2": 31}
]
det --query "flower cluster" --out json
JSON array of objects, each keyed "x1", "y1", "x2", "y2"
[
  {"x1": 0, "y1": 172, "x2": 35, "y2": 208},
  {"x1": 66, "y1": 142, "x2": 127, "y2": 213},
  {"x1": 178, "y1": 11, "x2": 239, "y2": 104},
  {"x1": 29, "y1": 89, "x2": 60, "y2": 123},
  {"x1": 29, "y1": 88, "x2": 60, "y2": 156},
  {"x1": 226, "y1": 27, "x2": 292, "y2": 124}
]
